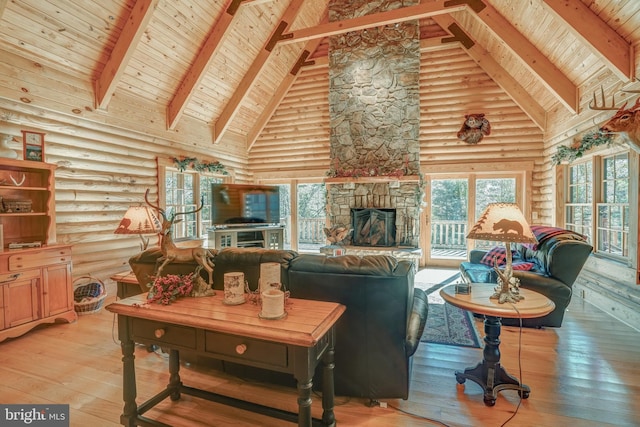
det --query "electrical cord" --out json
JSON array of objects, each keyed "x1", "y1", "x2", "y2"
[
  {"x1": 500, "y1": 303, "x2": 524, "y2": 427},
  {"x1": 370, "y1": 400, "x2": 451, "y2": 426}
]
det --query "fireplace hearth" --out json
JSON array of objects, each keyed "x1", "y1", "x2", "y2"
[{"x1": 352, "y1": 208, "x2": 396, "y2": 247}]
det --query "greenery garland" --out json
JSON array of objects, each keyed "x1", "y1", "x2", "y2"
[
  {"x1": 172, "y1": 156, "x2": 229, "y2": 175},
  {"x1": 552, "y1": 130, "x2": 614, "y2": 165}
]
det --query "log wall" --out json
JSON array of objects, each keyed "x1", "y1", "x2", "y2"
[{"x1": 0, "y1": 50, "x2": 250, "y2": 282}]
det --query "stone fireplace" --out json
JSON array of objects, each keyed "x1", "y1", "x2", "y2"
[{"x1": 325, "y1": 0, "x2": 423, "y2": 250}]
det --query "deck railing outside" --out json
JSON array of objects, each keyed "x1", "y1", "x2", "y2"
[{"x1": 283, "y1": 217, "x2": 470, "y2": 254}]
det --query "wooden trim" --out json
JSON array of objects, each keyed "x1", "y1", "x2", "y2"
[
  {"x1": 94, "y1": 0, "x2": 158, "y2": 110},
  {"x1": 541, "y1": 0, "x2": 634, "y2": 81}
]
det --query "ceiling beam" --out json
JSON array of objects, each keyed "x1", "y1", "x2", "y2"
[
  {"x1": 94, "y1": 0, "x2": 158, "y2": 111},
  {"x1": 213, "y1": 0, "x2": 307, "y2": 144},
  {"x1": 278, "y1": 0, "x2": 466, "y2": 45},
  {"x1": 541, "y1": 0, "x2": 634, "y2": 82},
  {"x1": 471, "y1": 2, "x2": 578, "y2": 113},
  {"x1": 247, "y1": 39, "x2": 326, "y2": 151},
  {"x1": 430, "y1": 15, "x2": 546, "y2": 129},
  {"x1": 166, "y1": 0, "x2": 246, "y2": 130}
]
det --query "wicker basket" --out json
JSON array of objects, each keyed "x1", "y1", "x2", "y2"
[
  {"x1": 3, "y1": 198, "x2": 32, "y2": 213},
  {"x1": 73, "y1": 275, "x2": 107, "y2": 315}
]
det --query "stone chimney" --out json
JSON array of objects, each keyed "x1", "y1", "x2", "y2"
[{"x1": 326, "y1": 0, "x2": 423, "y2": 248}]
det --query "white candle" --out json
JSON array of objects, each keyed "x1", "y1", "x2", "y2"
[
  {"x1": 259, "y1": 262, "x2": 281, "y2": 292},
  {"x1": 223, "y1": 272, "x2": 245, "y2": 305},
  {"x1": 260, "y1": 288, "x2": 285, "y2": 319}
]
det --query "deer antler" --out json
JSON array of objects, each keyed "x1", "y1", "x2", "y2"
[
  {"x1": 144, "y1": 189, "x2": 166, "y2": 221},
  {"x1": 589, "y1": 85, "x2": 621, "y2": 111},
  {"x1": 621, "y1": 77, "x2": 640, "y2": 94}
]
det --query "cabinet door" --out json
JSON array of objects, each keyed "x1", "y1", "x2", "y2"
[
  {"x1": 42, "y1": 263, "x2": 73, "y2": 317},
  {"x1": 3, "y1": 276, "x2": 40, "y2": 328}
]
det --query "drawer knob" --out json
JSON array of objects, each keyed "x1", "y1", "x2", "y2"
[
  {"x1": 235, "y1": 344, "x2": 247, "y2": 355},
  {"x1": 154, "y1": 328, "x2": 166, "y2": 338}
]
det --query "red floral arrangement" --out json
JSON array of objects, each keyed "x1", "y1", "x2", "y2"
[{"x1": 146, "y1": 273, "x2": 195, "y2": 305}]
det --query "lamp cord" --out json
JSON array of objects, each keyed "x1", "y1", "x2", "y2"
[{"x1": 500, "y1": 303, "x2": 524, "y2": 427}]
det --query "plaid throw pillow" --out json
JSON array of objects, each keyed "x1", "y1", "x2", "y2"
[
  {"x1": 512, "y1": 261, "x2": 535, "y2": 271},
  {"x1": 480, "y1": 246, "x2": 508, "y2": 266}
]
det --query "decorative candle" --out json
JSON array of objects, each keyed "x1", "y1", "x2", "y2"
[
  {"x1": 259, "y1": 262, "x2": 281, "y2": 292},
  {"x1": 223, "y1": 272, "x2": 246, "y2": 305},
  {"x1": 260, "y1": 288, "x2": 285, "y2": 319}
]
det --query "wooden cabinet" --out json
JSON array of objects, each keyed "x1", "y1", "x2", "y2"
[{"x1": 0, "y1": 159, "x2": 76, "y2": 343}]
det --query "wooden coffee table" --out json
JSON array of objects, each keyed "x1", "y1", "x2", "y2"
[
  {"x1": 440, "y1": 284, "x2": 555, "y2": 406},
  {"x1": 107, "y1": 294, "x2": 345, "y2": 427}
]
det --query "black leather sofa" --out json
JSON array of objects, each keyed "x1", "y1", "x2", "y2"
[
  {"x1": 129, "y1": 247, "x2": 428, "y2": 400},
  {"x1": 459, "y1": 227, "x2": 592, "y2": 327}
]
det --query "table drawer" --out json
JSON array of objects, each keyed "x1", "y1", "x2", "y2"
[
  {"x1": 131, "y1": 319, "x2": 197, "y2": 349},
  {"x1": 204, "y1": 331, "x2": 288, "y2": 368}
]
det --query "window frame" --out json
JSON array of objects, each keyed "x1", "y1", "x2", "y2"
[
  {"x1": 158, "y1": 158, "x2": 230, "y2": 241},
  {"x1": 563, "y1": 148, "x2": 632, "y2": 263}
]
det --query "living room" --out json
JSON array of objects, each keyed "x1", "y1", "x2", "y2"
[{"x1": 1, "y1": 0, "x2": 640, "y2": 426}]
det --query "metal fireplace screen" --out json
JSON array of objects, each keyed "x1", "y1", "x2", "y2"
[{"x1": 351, "y1": 208, "x2": 396, "y2": 247}]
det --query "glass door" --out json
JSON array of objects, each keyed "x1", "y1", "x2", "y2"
[{"x1": 424, "y1": 174, "x2": 520, "y2": 267}]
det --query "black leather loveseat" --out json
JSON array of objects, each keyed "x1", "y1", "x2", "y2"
[
  {"x1": 459, "y1": 226, "x2": 592, "y2": 327},
  {"x1": 129, "y1": 247, "x2": 428, "y2": 400}
]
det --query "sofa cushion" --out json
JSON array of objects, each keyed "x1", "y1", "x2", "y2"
[{"x1": 480, "y1": 246, "x2": 508, "y2": 266}]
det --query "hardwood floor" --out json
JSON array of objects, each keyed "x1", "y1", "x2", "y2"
[{"x1": 1, "y1": 277, "x2": 639, "y2": 427}]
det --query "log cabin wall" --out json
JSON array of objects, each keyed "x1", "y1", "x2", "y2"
[
  {"x1": 0, "y1": 51, "x2": 251, "y2": 282},
  {"x1": 251, "y1": 43, "x2": 544, "y2": 209}
]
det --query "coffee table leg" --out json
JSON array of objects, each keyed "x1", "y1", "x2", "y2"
[
  {"x1": 321, "y1": 330, "x2": 337, "y2": 427},
  {"x1": 455, "y1": 315, "x2": 529, "y2": 406},
  {"x1": 168, "y1": 349, "x2": 182, "y2": 401}
]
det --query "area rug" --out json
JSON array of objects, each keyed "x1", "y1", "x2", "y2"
[{"x1": 419, "y1": 278, "x2": 482, "y2": 348}]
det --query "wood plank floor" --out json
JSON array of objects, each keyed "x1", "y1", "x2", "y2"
[{"x1": 1, "y1": 278, "x2": 639, "y2": 426}]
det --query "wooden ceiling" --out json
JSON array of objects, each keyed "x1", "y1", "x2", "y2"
[{"x1": 1, "y1": 0, "x2": 640, "y2": 147}]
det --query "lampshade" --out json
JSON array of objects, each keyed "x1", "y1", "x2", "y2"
[
  {"x1": 467, "y1": 202, "x2": 537, "y2": 244},
  {"x1": 114, "y1": 206, "x2": 162, "y2": 235}
]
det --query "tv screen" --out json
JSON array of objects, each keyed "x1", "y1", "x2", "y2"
[{"x1": 211, "y1": 183, "x2": 280, "y2": 226}]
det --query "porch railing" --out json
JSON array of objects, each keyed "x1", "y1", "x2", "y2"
[{"x1": 286, "y1": 218, "x2": 470, "y2": 250}]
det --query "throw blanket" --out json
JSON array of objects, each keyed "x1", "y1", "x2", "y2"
[{"x1": 528, "y1": 225, "x2": 586, "y2": 249}]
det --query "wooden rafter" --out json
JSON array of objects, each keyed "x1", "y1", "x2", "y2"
[
  {"x1": 213, "y1": 0, "x2": 306, "y2": 144},
  {"x1": 94, "y1": 0, "x2": 158, "y2": 111},
  {"x1": 278, "y1": 0, "x2": 466, "y2": 45},
  {"x1": 247, "y1": 38, "x2": 326, "y2": 151},
  {"x1": 166, "y1": 0, "x2": 247, "y2": 130},
  {"x1": 431, "y1": 15, "x2": 546, "y2": 129},
  {"x1": 471, "y1": 2, "x2": 578, "y2": 113},
  {"x1": 541, "y1": 0, "x2": 634, "y2": 82}
]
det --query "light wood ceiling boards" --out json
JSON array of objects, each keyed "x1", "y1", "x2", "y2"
[{"x1": 1, "y1": 0, "x2": 640, "y2": 148}]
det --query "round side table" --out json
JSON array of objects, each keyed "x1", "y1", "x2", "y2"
[{"x1": 440, "y1": 284, "x2": 555, "y2": 406}]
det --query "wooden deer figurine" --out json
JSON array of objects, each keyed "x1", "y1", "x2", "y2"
[{"x1": 145, "y1": 190, "x2": 215, "y2": 285}]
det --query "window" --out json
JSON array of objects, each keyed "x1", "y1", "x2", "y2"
[
  {"x1": 565, "y1": 152, "x2": 629, "y2": 260},
  {"x1": 162, "y1": 164, "x2": 226, "y2": 240}
]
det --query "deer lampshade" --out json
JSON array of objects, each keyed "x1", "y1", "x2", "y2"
[
  {"x1": 466, "y1": 203, "x2": 537, "y2": 303},
  {"x1": 114, "y1": 206, "x2": 162, "y2": 250}
]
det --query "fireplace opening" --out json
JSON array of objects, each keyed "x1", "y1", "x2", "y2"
[{"x1": 351, "y1": 208, "x2": 396, "y2": 247}]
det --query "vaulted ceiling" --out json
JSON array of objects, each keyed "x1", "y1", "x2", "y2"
[{"x1": 1, "y1": 0, "x2": 640, "y2": 148}]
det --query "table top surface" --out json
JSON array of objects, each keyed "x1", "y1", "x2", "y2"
[
  {"x1": 440, "y1": 284, "x2": 555, "y2": 319},
  {"x1": 106, "y1": 293, "x2": 345, "y2": 348},
  {"x1": 110, "y1": 271, "x2": 138, "y2": 284}
]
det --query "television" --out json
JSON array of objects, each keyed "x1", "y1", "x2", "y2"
[{"x1": 211, "y1": 183, "x2": 280, "y2": 226}]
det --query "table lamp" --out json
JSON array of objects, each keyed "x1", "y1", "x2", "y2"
[
  {"x1": 466, "y1": 202, "x2": 537, "y2": 303},
  {"x1": 114, "y1": 206, "x2": 162, "y2": 250}
]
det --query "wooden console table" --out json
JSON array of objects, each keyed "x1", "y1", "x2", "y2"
[
  {"x1": 440, "y1": 284, "x2": 555, "y2": 406},
  {"x1": 106, "y1": 293, "x2": 345, "y2": 427}
]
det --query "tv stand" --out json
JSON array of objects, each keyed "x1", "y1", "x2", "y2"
[{"x1": 208, "y1": 225, "x2": 284, "y2": 250}]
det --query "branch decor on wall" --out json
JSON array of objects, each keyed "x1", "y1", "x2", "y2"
[
  {"x1": 172, "y1": 156, "x2": 229, "y2": 175},
  {"x1": 551, "y1": 130, "x2": 614, "y2": 165}
]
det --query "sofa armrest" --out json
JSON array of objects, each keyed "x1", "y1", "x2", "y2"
[
  {"x1": 469, "y1": 249, "x2": 487, "y2": 263},
  {"x1": 405, "y1": 288, "x2": 428, "y2": 357}
]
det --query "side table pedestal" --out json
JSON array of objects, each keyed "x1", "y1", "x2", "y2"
[{"x1": 454, "y1": 315, "x2": 529, "y2": 406}]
